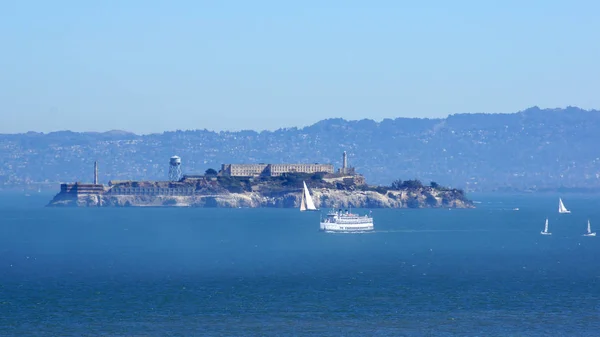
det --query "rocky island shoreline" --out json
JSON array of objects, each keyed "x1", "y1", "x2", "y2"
[{"x1": 47, "y1": 172, "x2": 474, "y2": 209}]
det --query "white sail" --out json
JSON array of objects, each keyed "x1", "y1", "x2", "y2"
[
  {"x1": 584, "y1": 220, "x2": 596, "y2": 236},
  {"x1": 303, "y1": 181, "x2": 317, "y2": 210},
  {"x1": 541, "y1": 218, "x2": 551, "y2": 235},
  {"x1": 558, "y1": 198, "x2": 571, "y2": 214},
  {"x1": 588, "y1": 220, "x2": 591, "y2": 234}
]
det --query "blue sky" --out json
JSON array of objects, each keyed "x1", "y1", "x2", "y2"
[{"x1": 1, "y1": 0, "x2": 599, "y2": 134}]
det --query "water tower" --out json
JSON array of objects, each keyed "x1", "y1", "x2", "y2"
[{"x1": 168, "y1": 155, "x2": 182, "y2": 181}]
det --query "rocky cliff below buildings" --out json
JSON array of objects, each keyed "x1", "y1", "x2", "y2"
[
  {"x1": 47, "y1": 174, "x2": 474, "y2": 209},
  {"x1": 48, "y1": 188, "x2": 473, "y2": 208}
]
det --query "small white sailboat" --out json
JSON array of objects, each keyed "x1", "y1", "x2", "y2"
[
  {"x1": 299, "y1": 181, "x2": 318, "y2": 212},
  {"x1": 541, "y1": 218, "x2": 551, "y2": 235},
  {"x1": 584, "y1": 220, "x2": 596, "y2": 237},
  {"x1": 558, "y1": 198, "x2": 571, "y2": 214}
]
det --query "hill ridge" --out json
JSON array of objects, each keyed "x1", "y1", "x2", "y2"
[{"x1": 2, "y1": 106, "x2": 600, "y2": 191}]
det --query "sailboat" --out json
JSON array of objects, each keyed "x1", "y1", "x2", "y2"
[
  {"x1": 584, "y1": 220, "x2": 596, "y2": 237},
  {"x1": 300, "y1": 181, "x2": 318, "y2": 212},
  {"x1": 541, "y1": 218, "x2": 551, "y2": 235},
  {"x1": 558, "y1": 198, "x2": 571, "y2": 214}
]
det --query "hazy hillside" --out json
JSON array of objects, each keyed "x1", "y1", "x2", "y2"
[{"x1": 2, "y1": 106, "x2": 600, "y2": 192}]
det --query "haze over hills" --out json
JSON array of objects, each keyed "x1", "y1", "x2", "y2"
[{"x1": 2, "y1": 106, "x2": 600, "y2": 192}]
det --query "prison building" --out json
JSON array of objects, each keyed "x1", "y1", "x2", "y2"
[
  {"x1": 220, "y1": 163, "x2": 334, "y2": 177},
  {"x1": 267, "y1": 163, "x2": 334, "y2": 176}
]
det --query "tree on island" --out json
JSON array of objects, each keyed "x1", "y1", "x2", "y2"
[
  {"x1": 390, "y1": 179, "x2": 423, "y2": 190},
  {"x1": 390, "y1": 179, "x2": 403, "y2": 190},
  {"x1": 430, "y1": 181, "x2": 439, "y2": 189},
  {"x1": 205, "y1": 168, "x2": 218, "y2": 176},
  {"x1": 402, "y1": 179, "x2": 423, "y2": 189}
]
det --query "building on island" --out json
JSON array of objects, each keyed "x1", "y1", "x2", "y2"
[
  {"x1": 59, "y1": 160, "x2": 106, "y2": 194},
  {"x1": 268, "y1": 163, "x2": 334, "y2": 176},
  {"x1": 220, "y1": 163, "x2": 269, "y2": 177},
  {"x1": 54, "y1": 152, "x2": 361, "y2": 201},
  {"x1": 219, "y1": 163, "x2": 334, "y2": 177},
  {"x1": 219, "y1": 152, "x2": 358, "y2": 177}
]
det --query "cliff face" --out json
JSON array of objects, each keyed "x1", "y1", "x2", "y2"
[{"x1": 47, "y1": 188, "x2": 474, "y2": 209}]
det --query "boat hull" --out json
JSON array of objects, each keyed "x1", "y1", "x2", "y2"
[
  {"x1": 584, "y1": 232, "x2": 596, "y2": 237},
  {"x1": 320, "y1": 222, "x2": 374, "y2": 232},
  {"x1": 540, "y1": 231, "x2": 552, "y2": 235}
]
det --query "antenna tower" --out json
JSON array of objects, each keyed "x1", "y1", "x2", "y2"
[{"x1": 94, "y1": 161, "x2": 98, "y2": 184}]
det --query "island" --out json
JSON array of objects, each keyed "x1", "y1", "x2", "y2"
[{"x1": 47, "y1": 153, "x2": 474, "y2": 209}]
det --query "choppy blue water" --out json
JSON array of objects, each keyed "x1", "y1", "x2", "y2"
[{"x1": 1, "y1": 193, "x2": 600, "y2": 336}]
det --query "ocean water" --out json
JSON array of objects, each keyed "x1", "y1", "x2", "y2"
[{"x1": 1, "y1": 192, "x2": 600, "y2": 336}]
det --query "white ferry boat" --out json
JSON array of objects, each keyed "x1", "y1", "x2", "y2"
[{"x1": 320, "y1": 209, "x2": 374, "y2": 232}]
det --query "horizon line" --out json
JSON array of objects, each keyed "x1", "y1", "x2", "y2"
[{"x1": 1, "y1": 105, "x2": 595, "y2": 136}]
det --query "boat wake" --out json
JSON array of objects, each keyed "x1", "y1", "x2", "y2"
[{"x1": 373, "y1": 229, "x2": 502, "y2": 233}]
